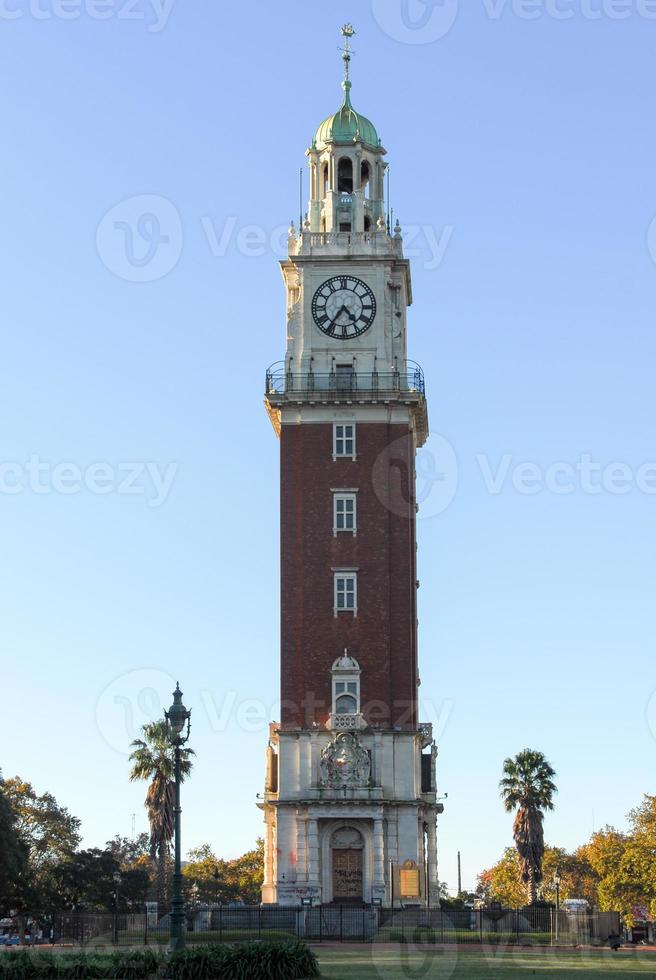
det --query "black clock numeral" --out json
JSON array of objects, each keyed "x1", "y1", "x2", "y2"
[{"x1": 339, "y1": 277, "x2": 348, "y2": 290}]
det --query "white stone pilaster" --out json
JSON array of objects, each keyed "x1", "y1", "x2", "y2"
[
  {"x1": 373, "y1": 818, "x2": 385, "y2": 889},
  {"x1": 426, "y1": 811, "x2": 439, "y2": 889},
  {"x1": 307, "y1": 818, "x2": 320, "y2": 889},
  {"x1": 296, "y1": 811, "x2": 308, "y2": 884}
]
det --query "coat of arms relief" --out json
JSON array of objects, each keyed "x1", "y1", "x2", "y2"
[{"x1": 319, "y1": 732, "x2": 371, "y2": 788}]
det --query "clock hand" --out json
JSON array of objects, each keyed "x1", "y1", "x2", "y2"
[{"x1": 335, "y1": 304, "x2": 356, "y2": 322}]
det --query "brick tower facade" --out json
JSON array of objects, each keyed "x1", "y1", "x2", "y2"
[{"x1": 259, "y1": 25, "x2": 442, "y2": 908}]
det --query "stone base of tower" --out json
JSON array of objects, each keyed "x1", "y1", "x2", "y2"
[{"x1": 259, "y1": 726, "x2": 442, "y2": 907}]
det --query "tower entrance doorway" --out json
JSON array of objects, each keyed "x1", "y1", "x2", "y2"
[{"x1": 330, "y1": 827, "x2": 364, "y2": 904}]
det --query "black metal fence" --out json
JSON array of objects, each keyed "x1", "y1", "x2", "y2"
[
  {"x1": 42, "y1": 906, "x2": 620, "y2": 947},
  {"x1": 265, "y1": 363, "x2": 426, "y2": 399}
]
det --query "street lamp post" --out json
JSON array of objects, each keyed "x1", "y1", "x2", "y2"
[
  {"x1": 112, "y1": 872, "x2": 121, "y2": 945},
  {"x1": 165, "y1": 682, "x2": 191, "y2": 953},
  {"x1": 213, "y1": 866, "x2": 220, "y2": 907},
  {"x1": 554, "y1": 869, "x2": 561, "y2": 944}
]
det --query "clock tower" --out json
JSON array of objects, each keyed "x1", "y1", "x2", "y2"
[{"x1": 260, "y1": 25, "x2": 442, "y2": 908}]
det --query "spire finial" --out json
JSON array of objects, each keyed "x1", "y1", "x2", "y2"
[{"x1": 340, "y1": 24, "x2": 356, "y2": 105}]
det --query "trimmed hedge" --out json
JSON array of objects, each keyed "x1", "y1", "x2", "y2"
[
  {"x1": 169, "y1": 941, "x2": 319, "y2": 980},
  {"x1": 0, "y1": 942, "x2": 319, "y2": 980},
  {"x1": 0, "y1": 950, "x2": 161, "y2": 979}
]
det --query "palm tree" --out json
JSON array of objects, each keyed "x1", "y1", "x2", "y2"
[
  {"x1": 499, "y1": 749, "x2": 557, "y2": 905},
  {"x1": 129, "y1": 720, "x2": 194, "y2": 909}
]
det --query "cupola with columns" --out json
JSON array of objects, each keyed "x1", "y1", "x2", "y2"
[{"x1": 306, "y1": 25, "x2": 387, "y2": 236}]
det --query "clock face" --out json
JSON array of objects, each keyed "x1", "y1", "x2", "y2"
[{"x1": 311, "y1": 276, "x2": 376, "y2": 340}]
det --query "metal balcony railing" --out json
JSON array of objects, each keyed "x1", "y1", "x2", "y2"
[{"x1": 265, "y1": 362, "x2": 426, "y2": 399}]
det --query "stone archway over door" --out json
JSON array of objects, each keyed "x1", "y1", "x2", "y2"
[{"x1": 331, "y1": 827, "x2": 363, "y2": 903}]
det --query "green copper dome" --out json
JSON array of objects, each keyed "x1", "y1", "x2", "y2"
[{"x1": 314, "y1": 80, "x2": 379, "y2": 149}]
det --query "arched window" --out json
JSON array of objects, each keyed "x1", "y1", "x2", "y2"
[
  {"x1": 364, "y1": 216, "x2": 372, "y2": 233},
  {"x1": 321, "y1": 162, "x2": 329, "y2": 198},
  {"x1": 337, "y1": 157, "x2": 353, "y2": 194},
  {"x1": 361, "y1": 161, "x2": 371, "y2": 199},
  {"x1": 330, "y1": 652, "x2": 362, "y2": 728},
  {"x1": 335, "y1": 693, "x2": 357, "y2": 715}
]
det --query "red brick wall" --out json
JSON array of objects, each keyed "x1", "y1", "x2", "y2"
[{"x1": 279, "y1": 420, "x2": 418, "y2": 730}]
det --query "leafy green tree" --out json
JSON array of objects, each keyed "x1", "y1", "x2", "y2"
[
  {"x1": 577, "y1": 800, "x2": 656, "y2": 925},
  {"x1": 1, "y1": 777, "x2": 81, "y2": 935},
  {"x1": 499, "y1": 749, "x2": 557, "y2": 904},
  {"x1": 228, "y1": 840, "x2": 264, "y2": 906},
  {"x1": 478, "y1": 846, "x2": 596, "y2": 908},
  {"x1": 54, "y1": 847, "x2": 151, "y2": 911},
  {"x1": 0, "y1": 771, "x2": 28, "y2": 911},
  {"x1": 106, "y1": 833, "x2": 150, "y2": 868},
  {"x1": 540, "y1": 848, "x2": 598, "y2": 907},
  {"x1": 477, "y1": 848, "x2": 525, "y2": 907},
  {"x1": 105, "y1": 834, "x2": 152, "y2": 906},
  {"x1": 56, "y1": 848, "x2": 120, "y2": 910},
  {"x1": 182, "y1": 840, "x2": 264, "y2": 906},
  {"x1": 129, "y1": 721, "x2": 194, "y2": 908}
]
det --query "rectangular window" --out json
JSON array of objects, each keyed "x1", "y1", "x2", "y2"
[
  {"x1": 334, "y1": 492, "x2": 357, "y2": 535},
  {"x1": 334, "y1": 572, "x2": 357, "y2": 615},
  {"x1": 334, "y1": 423, "x2": 355, "y2": 459}
]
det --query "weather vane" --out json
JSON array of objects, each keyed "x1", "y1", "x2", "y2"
[{"x1": 340, "y1": 23, "x2": 356, "y2": 82}]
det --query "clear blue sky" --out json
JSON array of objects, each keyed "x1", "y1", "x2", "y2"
[{"x1": 2, "y1": 0, "x2": 656, "y2": 895}]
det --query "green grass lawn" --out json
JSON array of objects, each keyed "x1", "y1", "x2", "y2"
[{"x1": 316, "y1": 947, "x2": 656, "y2": 979}]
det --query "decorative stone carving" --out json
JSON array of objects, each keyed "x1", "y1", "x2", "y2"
[
  {"x1": 332, "y1": 650, "x2": 360, "y2": 673},
  {"x1": 320, "y1": 732, "x2": 371, "y2": 788},
  {"x1": 419, "y1": 723, "x2": 433, "y2": 749}
]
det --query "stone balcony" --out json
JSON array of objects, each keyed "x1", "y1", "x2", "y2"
[
  {"x1": 289, "y1": 230, "x2": 404, "y2": 259},
  {"x1": 264, "y1": 363, "x2": 428, "y2": 445}
]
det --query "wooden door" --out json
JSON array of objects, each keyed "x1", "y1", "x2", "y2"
[{"x1": 332, "y1": 848, "x2": 363, "y2": 901}]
